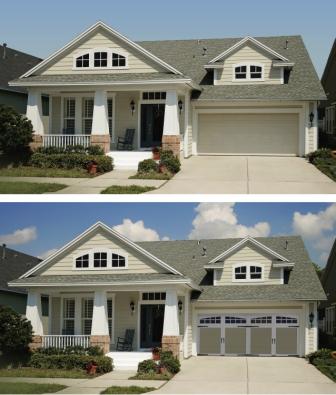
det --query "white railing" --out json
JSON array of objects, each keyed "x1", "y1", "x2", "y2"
[
  {"x1": 42, "y1": 135, "x2": 91, "y2": 149},
  {"x1": 41, "y1": 335, "x2": 90, "y2": 349}
]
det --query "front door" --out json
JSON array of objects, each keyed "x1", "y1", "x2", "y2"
[
  {"x1": 140, "y1": 304, "x2": 164, "y2": 348},
  {"x1": 140, "y1": 104, "x2": 165, "y2": 148}
]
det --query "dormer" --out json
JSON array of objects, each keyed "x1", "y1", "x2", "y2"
[
  {"x1": 204, "y1": 36, "x2": 294, "y2": 86},
  {"x1": 204, "y1": 237, "x2": 295, "y2": 286}
]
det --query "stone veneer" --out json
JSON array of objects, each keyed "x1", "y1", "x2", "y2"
[
  {"x1": 161, "y1": 335, "x2": 180, "y2": 359},
  {"x1": 29, "y1": 335, "x2": 42, "y2": 351},
  {"x1": 91, "y1": 135, "x2": 110, "y2": 153},
  {"x1": 90, "y1": 335, "x2": 110, "y2": 354},
  {"x1": 162, "y1": 135, "x2": 180, "y2": 159}
]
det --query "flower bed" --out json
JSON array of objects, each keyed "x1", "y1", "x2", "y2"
[
  {"x1": 307, "y1": 149, "x2": 336, "y2": 182},
  {"x1": 306, "y1": 349, "x2": 336, "y2": 381}
]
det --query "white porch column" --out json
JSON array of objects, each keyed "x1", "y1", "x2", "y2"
[
  {"x1": 163, "y1": 290, "x2": 180, "y2": 336},
  {"x1": 26, "y1": 89, "x2": 44, "y2": 134},
  {"x1": 183, "y1": 92, "x2": 190, "y2": 158},
  {"x1": 91, "y1": 290, "x2": 109, "y2": 335},
  {"x1": 163, "y1": 90, "x2": 180, "y2": 136},
  {"x1": 26, "y1": 291, "x2": 44, "y2": 336},
  {"x1": 91, "y1": 89, "x2": 109, "y2": 135},
  {"x1": 313, "y1": 101, "x2": 318, "y2": 152}
]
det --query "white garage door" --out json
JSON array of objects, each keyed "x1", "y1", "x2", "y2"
[
  {"x1": 198, "y1": 113, "x2": 299, "y2": 155},
  {"x1": 198, "y1": 314, "x2": 299, "y2": 356}
]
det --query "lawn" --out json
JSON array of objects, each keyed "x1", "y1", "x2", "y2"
[
  {"x1": 130, "y1": 372, "x2": 171, "y2": 381},
  {"x1": 308, "y1": 149, "x2": 336, "y2": 182},
  {"x1": 129, "y1": 172, "x2": 172, "y2": 180},
  {"x1": 101, "y1": 185, "x2": 156, "y2": 194},
  {"x1": 0, "y1": 181, "x2": 66, "y2": 194},
  {"x1": 0, "y1": 367, "x2": 91, "y2": 379},
  {"x1": 0, "y1": 166, "x2": 92, "y2": 178},
  {"x1": 0, "y1": 382, "x2": 66, "y2": 394},
  {"x1": 307, "y1": 349, "x2": 336, "y2": 382},
  {"x1": 101, "y1": 386, "x2": 156, "y2": 394}
]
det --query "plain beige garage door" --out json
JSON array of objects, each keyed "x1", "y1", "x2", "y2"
[{"x1": 198, "y1": 113, "x2": 299, "y2": 155}]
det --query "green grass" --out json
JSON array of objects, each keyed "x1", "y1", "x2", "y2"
[
  {"x1": 0, "y1": 181, "x2": 66, "y2": 194},
  {"x1": 0, "y1": 367, "x2": 91, "y2": 378},
  {"x1": 0, "y1": 166, "x2": 92, "y2": 178},
  {"x1": 129, "y1": 172, "x2": 172, "y2": 180},
  {"x1": 129, "y1": 372, "x2": 172, "y2": 381},
  {"x1": 101, "y1": 185, "x2": 156, "y2": 194},
  {"x1": 101, "y1": 386, "x2": 156, "y2": 394},
  {"x1": 0, "y1": 382, "x2": 66, "y2": 394}
]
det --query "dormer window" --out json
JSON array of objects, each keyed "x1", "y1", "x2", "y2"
[
  {"x1": 235, "y1": 266, "x2": 247, "y2": 280},
  {"x1": 235, "y1": 65, "x2": 247, "y2": 79},
  {"x1": 112, "y1": 53, "x2": 126, "y2": 67},
  {"x1": 74, "y1": 250, "x2": 128, "y2": 269},
  {"x1": 94, "y1": 252, "x2": 107, "y2": 268},
  {"x1": 250, "y1": 265, "x2": 262, "y2": 279},
  {"x1": 76, "y1": 53, "x2": 90, "y2": 68},
  {"x1": 73, "y1": 49, "x2": 128, "y2": 69},
  {"x1": 94, "y1": 51, "x2": 108, "y2": 68},
  {"x1": 76, "y1": 254, "x2": 89, "y2": 268},
  {"x1": 250, "y1": 65, "x2": 262, "y2": 79},
  {"x1": 233, "y1": 264, "x2": 263, "y2": 282},
  {"x1": 234, "y1": 64, "x2": 264, "y2": 81}
]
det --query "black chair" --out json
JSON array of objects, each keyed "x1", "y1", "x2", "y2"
[
  {"x1": 116, "y1": 329, "x2": 135, "y2": 351},
  {"x1": 117, "y1": 129, "x2": 135, "y2": 150}
]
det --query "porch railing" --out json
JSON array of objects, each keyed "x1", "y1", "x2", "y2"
[
  {"x1": 41, "y1": 335, "x2": 90, "y2": 349},
  {"x1": 42, "y1": 135, "x2": 91, "y2": 149}
]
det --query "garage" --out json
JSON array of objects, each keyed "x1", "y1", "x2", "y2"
[
  {"x1": 197, "y1": 113, "x2": 300, "y2": 155},
  {"x1": 197, "y1": 314, "x2": 299, "y2": 356}
]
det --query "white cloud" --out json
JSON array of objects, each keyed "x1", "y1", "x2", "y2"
[
  {"x1": 38, "y1": 248, "x2": 58, "y2": 260},
  {"x1": 188, "y1": 203, "x2": 271, "y2": 240},
  {"x1": 0, "y1": 226, "x2": 37, "y2": 245},
  {"x1": 113, "y1": 219, "x2": 167, "y2": 242}
]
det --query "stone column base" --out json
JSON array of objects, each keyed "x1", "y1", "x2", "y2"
[
  {"x1": 162, "y1": 135, "x2": 180, "y2": 159},
  {"x1": 29, "y1": 335, "x2": 42, "y2": 351},
  {"x1": 161, "y1": 335, "x2": 180, "y2": 359},
  {"x1": 90, "y1": 335, "x2": 110, "y2": 354},
  {"x1": 91, "y1": 135, "x2": 110, "y2": 154},
  {"x1": 30, "y1": 135, "x2": 43, "y2": 151}
]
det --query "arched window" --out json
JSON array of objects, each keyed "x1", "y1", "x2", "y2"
[
  {"x1": 74, "y1": 250, "x2": 127, "y2": 269},
  {"x1": 76, "y1": 53, "x2": 90, "y2": 68},
  {"x1": 235, "y1": 266, "x2": 247, "y2": 279},
  {"x1": 112, "y1": 53, "x2": 126, "y2": 67},
  {"x1": 250, "y1": 265, "x2": 262, "y2": 279},
  {"x1": 75, "y1": 254, "x2": 89, "y2": 268},
  {"x1": 234, "y1": 64, "x2": 263, "y2": 80},
  {"x1": 233, "y1": 264, "x2": 263, "y2": 281},
  {"x1": 235, "y1": 65, "x2": 247, "y2": 79},
  {"x1": 250, "y1": 65, "x2": 262, "y2": 79},
  {"x1": 112, "y1": 253, "x2": 126, "y2": 268}
]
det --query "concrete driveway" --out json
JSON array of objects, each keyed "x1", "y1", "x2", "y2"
[
  {"x1": 155, "y1": 357, "x2": 336, "y2": 394},
  {"x1": 151, "y1": 156, "x2": 336, "y2": 194}
]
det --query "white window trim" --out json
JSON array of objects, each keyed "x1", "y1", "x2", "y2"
[
  {"x1": 72, "y1": 249, "x2": 128, "y2": 270},
  {"x1": 232, "y1": 262, "x2": 264, "y2": 283},
  {"x1": 81, "y1": 297, "x2": 93, "y2": 335},
  {"x1": 140, "y1": 291, "x2": 166, "y2": 304},
  {"x1": 72, "y1": 48, "x2": 129, "y2": 70},
  {"x1": 232, "y1": 63, "x2": 264, "y2": 82}
]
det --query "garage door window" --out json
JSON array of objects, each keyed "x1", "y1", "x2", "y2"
[
  {"x1": 276, "y1": 316, "x2": 298, "y2": 324},
  {"x1": 200, "y1": 316, "x2": 221, "y2": 324},
  {"x1": 251, "y1": 316, "x2": 272, "y2": 324},
  {"x1": 225, "y1": 316, "x2": 247, "y2": 324}
]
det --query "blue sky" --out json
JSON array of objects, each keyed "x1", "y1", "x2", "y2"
[
  {"x1": 0, "y1": 203, "x2": 334, "y2": 268},
  {"x1": 1, "y1": 0, "x2": 335, "y2": 77}
]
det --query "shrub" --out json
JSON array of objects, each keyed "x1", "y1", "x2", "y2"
[
  {"x1": 35, "y1": 346, "x2": 103, "y2": 357},
  {"x1": 138, "y1": 159, "x2": 158, "y2": 173},
  {"x1": 0, "y1": 306, "x2": 32, "y2": 355},
  {"x1": 86, "y1": 145, "x2": 105, "y2": 155},
  {"x1": 306, "y1": 349, "x2": 333, "y2": 364},
  {"x1": 29, "y1": 353, "x2": 112, "y2": 373},
  {"x1": 307, "y1": 149, "x2": 333, "y2": 163},
  {"x1": 137, "y1": 359, "x2": 158, "y2": 374},
  {"x1": 36, "y1": 145, "x2": 105, "y2": 156},
  {"x1": 159, "y1": 150, "x2": 180, "y2": 174},
  {"x1": 0, "y1": 105, "x2": 34, "y2": 154},
  {"x1": 159, "y1": 351, "x2": 180, "y2": 374}
]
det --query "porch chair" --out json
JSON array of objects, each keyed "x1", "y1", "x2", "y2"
[
  {"x1": 116, "y1": 329, "x2": 135, "y2": 351},
  {"x1": 117, "y1": 129, "x2": 135, "y2": 150}
]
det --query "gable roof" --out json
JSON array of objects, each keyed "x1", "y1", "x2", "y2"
[
  {"x1": 320, "y1": 238, "x2": 336, "y2": 307},
  {"x1": 208, "y1": 36, "x2": 289, "y2": 64},
  {"x1": 21, "y1": 21, "x2": 182, "y2": 78},
  {"x1": 20, "y1": 222, "x2": 183, "y2": 279}
]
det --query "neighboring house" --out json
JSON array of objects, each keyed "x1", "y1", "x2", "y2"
[
  {"x1": 0, "y1": 43, "x2": 43, "y2": 114},
  {"x1": 318, "y1": 238, "x2": 336, "y2": 343},
  {"x1": 8, "y1": 22, "x2": 325, "y2": 169},
  {"x1": 8, "y1": 222, "x2": 325, "y2": 363}
]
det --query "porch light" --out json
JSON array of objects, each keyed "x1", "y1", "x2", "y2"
[
  {"x1": 309, "y1": 112, "x2": 314, "y2": 127},
  {"x1": 130, "y1": 301, "x2": 135, "y2": 314},
  {"x1": 178, "y1": 100, "x2": 183, "y2": 114},
  {"x1": 178, "y1": 300, "x2": 183, "y2": 314},
  {"x1": 309, "y1": 312, "x2": 314, "y2": 327},
  {"x1": 130, "y1": 100, "x2": 135, "y2": 115}
]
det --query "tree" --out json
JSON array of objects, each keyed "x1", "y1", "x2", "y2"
[
  {"x1": 0, "y1": 105, "x2": 33, "y2": 154},
  {"x1": 0, "y1": 305, "x2": 32, "y2": 354},
  {"x1": 312, "y1": 262, "x2": 323, "y2": 279}
]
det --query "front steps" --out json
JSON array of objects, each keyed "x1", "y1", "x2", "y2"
[
  {"x1": 107, "y1": 151, "x2": 152, "y2": 170},
  {"x1": 106, "y1": 351, "x2": 152, "y2": 371}
]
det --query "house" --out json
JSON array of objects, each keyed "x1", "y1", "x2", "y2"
[
  {"x1": 8, "y1": 222, "x2": 325, "y2": 367},
  {"x1": 319, "y1": 39, "x2": 336, "y2": 145},
  {"x1": 8, "y1": 22, "x2": 325, "y2": 169},
  {"x1": 318, "y1": 238, "x2": 336, "y2": 346},
  {"x1": 0, "y1": 243, "x2": 48, "y2": 317},
  {"x1": 0, "y1": 43, "x2": 43, "y2": 114}
]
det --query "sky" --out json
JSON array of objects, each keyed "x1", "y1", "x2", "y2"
[
  {"x1": 0, "y1": 202, "x2": 335, "y2": 268},
  {"x1": 1, "y1": 0, "x2": 335, "y2": 77}
]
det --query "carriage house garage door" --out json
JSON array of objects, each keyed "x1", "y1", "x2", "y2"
[
  {"x1": 197, "y1": 113, "x2": 300, "y2": 155},
  {"x1": 197, "y1": 314, "x2": 299, "y2": 356}
]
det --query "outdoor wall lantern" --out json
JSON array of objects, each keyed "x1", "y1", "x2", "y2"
[
  {"x1": 130, "y1": 100, "x2": 136, "y2": 115},
  {"x1": 130, "y1": 300, "x2": 135, "y2": 314},
  {"x1": 309, "y1": 312, "x2": 315, "y2": 327},
  {"x1": 178, "y1": 100, "x2": 183, "y2": 114},
  {"x1": 309, "y1": 111, "x2": 315, "y2": 127},
  {"x1": 178, "y1": 300, "x2": 183, "y2": 314}
]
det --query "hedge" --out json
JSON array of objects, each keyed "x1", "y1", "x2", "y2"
[
  {"x1": 30, "y1": 152, "x2": 113, "y2": 173},
  {"x1": 35, "y1": 346, "x2": 103, "y2": 356},
  {"x1": 29, "y1": 353, "x2": 113, "y2": 373},
  {"x1": 36, "y1": 145, "x2": 105, "y2": 156}
]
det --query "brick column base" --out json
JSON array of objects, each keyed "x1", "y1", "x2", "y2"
[
  {"x1": 29, "y1": 335, "x2": 42, "y2": 351},
  {"x1": 30, "y1": 135, "x2": 43, "y2": 151},
  {"x1": 161, "y1": 335, "x2": 180, "y2": 359},
  {"x1": 162, "y1": 135, "x2": 180, "y2": 159},
  {"x1": 90, "y1": 335, "x2": 110, "y2": 354},
  {"x1": 91, "y1": 135, "x2": 111, "y2": 154}
]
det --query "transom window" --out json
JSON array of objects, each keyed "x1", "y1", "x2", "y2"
[
  {"x1": 75, "y1": 254, "x2": 89, "y2": 268},
  {"x1": 74, "y1": 49, "x2": 128, "y2": 69},
  {"x1": 94, "y1": 252, "x2": 107, "y2": 268},
  {"x1": 142, "y1": 92, "x2": 166, "y2": 100},
  {"x1": 74, "y1": 250, "x2": 127, "y2": 270},
  {"x1": 200, "y1": 316, "x2": 221, "y2": 324},
  {"x1": 142, "y1": 292, "x2": 166, "y2": 301},
  {"x1": 233, "y1": 264, "x2": 263, "y2": 281},
  {"x1": 234, "y1": 64, "x2": 263, "y2": 80},
  {"x1": 76, "y1": 53, "x2": 90, "y2": 68}
]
